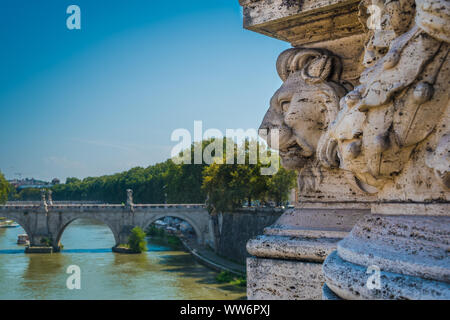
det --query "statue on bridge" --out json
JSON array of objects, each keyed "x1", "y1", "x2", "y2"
[{"x1": 126, "y1": 189, "x2": 134, "y2": 207}]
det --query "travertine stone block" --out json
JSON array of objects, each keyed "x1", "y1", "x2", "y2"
[{"x1": 247, "y1": 257, "x2": 325, "y2": 300}]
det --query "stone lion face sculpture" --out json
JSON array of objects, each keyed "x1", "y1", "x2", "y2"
[{"x1": 259, "y1": 48, "x2": 348, "y2": 171}]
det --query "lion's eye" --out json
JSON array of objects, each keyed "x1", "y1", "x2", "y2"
[{"x1": 280, "y1": 100, "x2": 290, "y2": 112}]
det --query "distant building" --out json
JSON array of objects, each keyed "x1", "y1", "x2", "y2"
[
  {"x1": 8, "y1": 178, "x2": 52, "y2": 190},
  {"x1": 51, "y1": 178, "x2": 60, "y2": 185}
]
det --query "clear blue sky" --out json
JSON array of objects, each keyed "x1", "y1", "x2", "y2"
[{"x1": 0, "y1": 0, "x2": 289, "y2": 182}]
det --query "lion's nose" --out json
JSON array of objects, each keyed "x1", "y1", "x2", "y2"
[
  {"x1": 258, "y1": 109, "x2": 279, "y2": 147},
  {"x1": 259, "y1": 108, "x2": 274, "y2": 131}
]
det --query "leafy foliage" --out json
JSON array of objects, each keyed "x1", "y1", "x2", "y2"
[
  {"x1": 0, "y1": 172, "x2": 10, "y2": 204},
  {"x1": 216, "y1": 271, "x2": 246, "y2": 287},
  {"x1": 146, "y1": 225, "x2": 183, "y2": 249},
  {"x1": 266, "y1": 166, "x2": 297, "y2": 206},
  {"x1": 12, "y1": 188, "x2": 41, "y2": 201},
  {"x1": 127, "y1": 227, "x2": 147, "y2": 253},
  {"x1": 40, "y1": 237, "x2": 53, "y2": 247},
  {"x1": 146, "y1": 224, "x2": 166, "y2": 238},
  {"x1": 5, "y1": 139, "x2": 297, "y2": 211},
  {"x1": 202, "y1": 139, "x2": 296, "y2": 213},
  {"x1": 216, "y1": 271, "x2": 234, "y2": 283}
]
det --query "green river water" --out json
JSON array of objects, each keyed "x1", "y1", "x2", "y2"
[{"x1": 0, "y1": 219, "x2": 246, "y2": 300}]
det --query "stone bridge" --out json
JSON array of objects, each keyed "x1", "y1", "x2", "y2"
[{"x1": 0, "y1": 190, "x2": 213, "y2": 252}]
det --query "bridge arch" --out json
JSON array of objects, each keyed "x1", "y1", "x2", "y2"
[
  {"x1": 54, "y1": 217, "x2": 119, "y2": 249},
  {"x1": 142, "y1": 213, "x2": 204, "y2": 244},
  {"x1": 0, "y1": 212, "x2": 34, "y2": 243}
]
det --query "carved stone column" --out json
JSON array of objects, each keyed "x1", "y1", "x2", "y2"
[
  {"x1": 239, "y1": 0, "x2": 449, "y2": 299},
  {"x1": 246, "y1": 174, "x2": 373, "y2": 299},
  {"x1": 239, "y1": 0, "x2": 373, "y2": 299}
]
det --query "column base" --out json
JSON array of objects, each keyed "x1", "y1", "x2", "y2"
[
  {"x1": 323, "y1": 209, "x2": 450, "y2": 299},
  {"x1": 247, "y1": 257, "x2": 324, "y2": 299},
  {"x1": 245, "y1": 204, "x2": 368, "y2": 300},
  {"x1": 323, "y1": 251, "x2": 450, "y2": 299}
]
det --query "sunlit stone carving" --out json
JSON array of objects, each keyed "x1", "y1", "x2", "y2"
[
  {"x1": 240, "y1": 0, "x2": 449, "y2": 300},
  {"x1": 320, "y1": 0, "x2": 449, "y2": 197},
  {"x1": 260, "y1": 48, "x2": 349, "y2": 192},
  {"x1": 246, "y1": 47, "x2": 372, "y2": 299},
  {"x1": 320, "y1": 0, "x2": 450, "y2": 299}
]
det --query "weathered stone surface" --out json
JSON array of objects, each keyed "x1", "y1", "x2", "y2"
[
  {"x1": 245, "y1": 203, "x2": 368, "y2": 299},
  {"x1": 318, "y1": 0, "x2": 450, "y2": 300},
  {"x1": 323, "y1": 251, "x2": 450, "y2": 300},
  {"x1": 265, "y1": 205, "x2": 368, "y2": 237},
  {"x1": 242, "y1": 13, "x2": 375, "y2": 299},
  {"x1": 247, "y1": 235, "x2": 339, "y2": 261},
  {"x1": 319, "y1": 0, "x2": 449, "y2": 199},
  {"x1": 240, "y1": 0, "x2": 364, "y2": 46},
  {"x1": 247, "y1": 257, "x2": 325, "y2": 300},
  {"x1": 338, "y1": 214, "x2": 450, "y2": 283},
  {"x1": 240, "y1": 0, "x2": 450, "y2": 300}
]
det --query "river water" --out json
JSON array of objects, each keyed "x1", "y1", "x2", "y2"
[{"x1": 0, "y1": 219, "x2": 246, "y2": 300}]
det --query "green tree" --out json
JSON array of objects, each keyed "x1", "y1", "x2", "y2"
[
  {"x1": 127, "y1": 227, "x2": 147, "y2": 253},
  {"x1": 16, "y1": 188, "x2": 42, "y2": 201},
  {"x1": 15, "y1": 138, "x2": 296, "y2": 209},
  {"x1": 8, "y1": 185, "x2": 18, "y2": 201},
  {"x1": 0, "y1": 171, "x2": 10, "y2": 204},
  {"x1": 65, "y1": 177, "x2": 81, "y2": 184},
  {"x1": 203, "y1": 161, "x2": 240, "y2": 213},
  {"x1": 266, "y1": 165, "x2": 297, "y2": 206},
  {"x1": 202, "y1": 139, "x2": 273, "y2": 212}
]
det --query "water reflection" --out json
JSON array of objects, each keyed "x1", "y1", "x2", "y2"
[{"x1": 22, "y1": 253, "x2": 70, "y2": 299}]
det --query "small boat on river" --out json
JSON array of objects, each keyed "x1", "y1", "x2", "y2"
[
  {"x1": 0, "y1": 220, "x2": 19, "y2": 228},
  {"x1": 17, "y1": 234, "x2": 30, "y2": 245}
]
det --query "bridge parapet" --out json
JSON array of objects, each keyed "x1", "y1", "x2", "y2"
[
  {"x1": 1, "y1": 203, "x2": 206, "y2": 213},
  {"x1": 0, "y1": 205, "x2": 39, "y2": 211},
  {"x1": 133, "y1": 204, "x2": 205, "y2": 208}
]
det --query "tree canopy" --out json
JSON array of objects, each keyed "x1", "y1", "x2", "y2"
[
  {"x1": 127, "y1": 227, "x2": 147, "y2": 253},
  {"x1": 6, "y1": 139, "x2": 297, "y2": 211},
  {"x1": 0, "y1": 172, "x2": 10, "y2": 204},
  {"x1": 202, "y1": 140, "x2": 296, "y2": 213}
]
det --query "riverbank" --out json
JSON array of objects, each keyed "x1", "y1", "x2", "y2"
[
  {"x1": 145, "y1": 227, "x2": 245, "y2": 277},
  {"x1": 180, "y1": 237, "x2": 245, "y2": 277}
]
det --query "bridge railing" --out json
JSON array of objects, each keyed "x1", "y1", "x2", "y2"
[
  {"x1": 133, "y1": 204, "x2": 205, "y2": 208},
  {"x1": 6, "y1": 201, "x2": 106, "y2": 205},
  {"x1": 0, "y1": 203, "x2": 206, "y2": 210}
]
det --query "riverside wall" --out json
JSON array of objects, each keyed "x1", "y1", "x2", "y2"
[{"x1": 216, "y1": 208, "x2": 284, "y2": 264}]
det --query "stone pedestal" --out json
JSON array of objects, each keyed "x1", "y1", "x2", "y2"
[
  {"x1": 246, "y1": 203, "x2": 368, "y2": 299},
  {"x1": 323, "y1": 204, "x2": 450, "y2": 300},
  {"x1": 245, "y1": 167, "x2": 374, "y2": 299}
]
